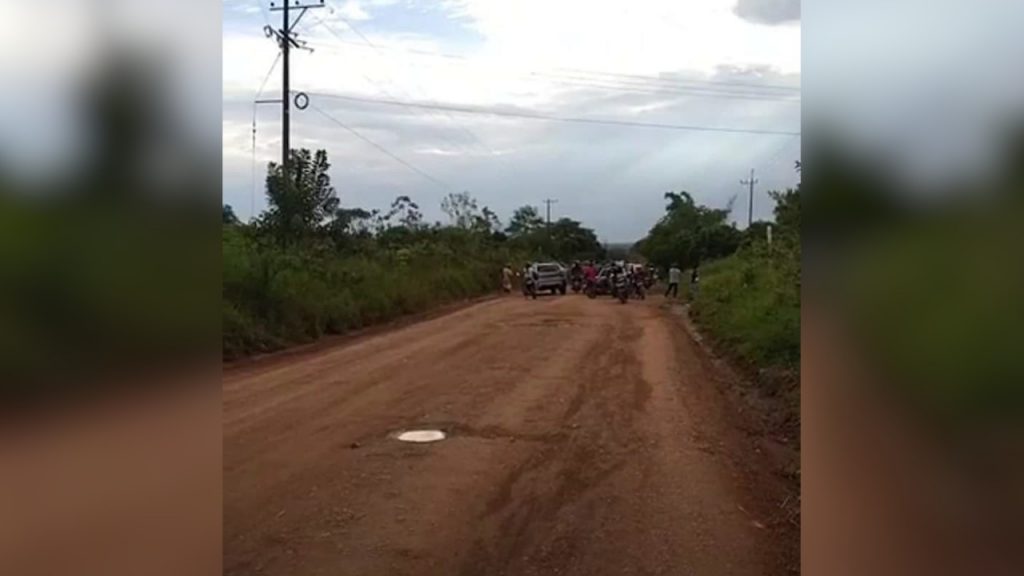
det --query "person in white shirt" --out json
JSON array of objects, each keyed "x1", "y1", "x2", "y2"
[
  {"x1": 665, "y1": 264, "x2": 682, "y2": 298},
  {"x1": 501, "y1": 264, "x2": 513, "y2": 293}
]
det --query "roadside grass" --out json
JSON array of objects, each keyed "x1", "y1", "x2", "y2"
[
  {"x1": 690, "y1": 250, "x2": 800, "y2": 370},
  {"x1": 222, "y1": 227, "x2": 515, "y2": 360},
  {"x1": 688, "y1": 242, "x2": 800, "y2": 432}
]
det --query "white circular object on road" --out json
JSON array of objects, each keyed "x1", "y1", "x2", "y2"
[{"x1": 396, "y1": 430, "x2": 446, "y2": 443}]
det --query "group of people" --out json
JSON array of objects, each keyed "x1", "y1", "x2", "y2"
[
  {"x1": 500, "y1": 261, "x2": 698, "y2": 298},
  {"x1": 571, "y1": 260, "x2": 655, "y2": 292},
  {"x1": 500, "y1": 263, "x2": 541, "y2": 293},
  {"x1": 571, "y1": 260, "x2": 599, "y2": 285}
]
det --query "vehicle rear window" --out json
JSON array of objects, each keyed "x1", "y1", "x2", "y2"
[{"x1": 537, "y1": 264, "x2": 560, "y2": 273}]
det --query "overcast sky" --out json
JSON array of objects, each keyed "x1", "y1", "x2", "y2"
[{"x1": 223, "y1": 0, "x2": 801, "y2": 242}]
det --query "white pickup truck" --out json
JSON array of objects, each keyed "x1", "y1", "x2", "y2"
[{"x1": 528, "y1": 262, "x2": 568, "y2": 295}]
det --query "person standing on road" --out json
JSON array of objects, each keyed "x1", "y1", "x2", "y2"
[
  {"x1": 521, "y1": 263, "x2": 536, "y2": 287},
  {"x1": 665, "y1": 264, "x2": 682, "y2": 298},
  {"x1": 583, "y1": 261, "x2": 598, "y2": 283},
  {"x1": 570, "y1": 260, "x2": 582, "y2": 279},
  {"x1": 501, "y1": 264, "x2": 513, "y2": 293}
]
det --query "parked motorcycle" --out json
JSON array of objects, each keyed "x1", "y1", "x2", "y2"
[
  {"x1": 643, "y1": 271, "x2": 656, "y2": 290},
  {"x1": 586, "y1": 272, "x2": 610, "y2": 299},
  {"x1": 631, "y1": 275, "x2": 647, "y2": 300},
  {"x1": 613, "y1": 273, "x2": 629, "y2": 304}
]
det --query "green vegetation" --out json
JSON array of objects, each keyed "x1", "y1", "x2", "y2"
[
  {"x1": 689, "y1": 187, "x2": 800, "y2": 373},
  {"x1": 504, "y1": 205, "x2": 605, "y2": 262},
  {"x1": 223, "y1": 148, "x2": 603, "y2": 359},
  {"x1": 222, "y1": 223, "x2": 516, "y2": 359},
  {"x1": 634, "y1": 176, "x2": 800, "y2": 428},
  {"x1": 634, "y1": 191, "x2": 743, "y2": 271}
]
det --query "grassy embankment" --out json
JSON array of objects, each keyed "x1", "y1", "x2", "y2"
[
  {"x1": 222, "y1": 226, "x2": 519, "y2": 360},
  {"x1": 687, "y1": 240, "x2": 800, "y2": 431}
]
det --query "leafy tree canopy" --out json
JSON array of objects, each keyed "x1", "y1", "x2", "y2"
[{"x1": 635, "y1": 191, "x2": 740, "y2": 270}]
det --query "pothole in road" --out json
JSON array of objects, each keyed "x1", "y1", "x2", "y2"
[{"x1": 393, "y1": 429, "x2": 446, "y2": 443}]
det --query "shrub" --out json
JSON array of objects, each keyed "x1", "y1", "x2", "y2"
[
  {"x1": 222, "y1": 228, "x2": 517, "y2": 359},
  {"x1": 691, "y1": 245, "x2": 800, "y2": 372}
]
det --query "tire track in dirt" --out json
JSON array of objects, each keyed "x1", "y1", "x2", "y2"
[{"x1": 224, "y1": 295, "x2": 795, "y2": 576}]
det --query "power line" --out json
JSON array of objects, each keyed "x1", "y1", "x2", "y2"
[
  {"x1": 307, "y1": 13, "x2": 484, "y2": 159},
  {"x1": 528, "y1": 73, "x2": 800, "y2": 102},
  {"x1": 251, "y1": 51, "x2": 283, "y2": 222},
  {"x1": 301, "y1": 39, "x2": 800, "y2": 102},
  {"x1": 531, "y1": 71, "x2": 800, "y2": 100},
  {"x1": 255, "y1": 0, "x2": 271, "y2": 27},
  {"x1": 322, "y1": 5, "x2": 512, "y2": 163},
  {"x1": 762, "y1": 134, "x2": 801, "y2": 168},
  {"x1": 555, "y1": 68, "x2": 800, "y2": 93},
  {"x1": 308, "y1": 92, "x2": 802, "y2": 136},
  {"x1": 295, "y1": 36, "x2": 800, "y2": 94},
  {"x1": 310, "y1": 103, "x2": 455, "y2": 192},
  {"x1": 255, "y1": 51, "x2": 282, "y2": 101}
]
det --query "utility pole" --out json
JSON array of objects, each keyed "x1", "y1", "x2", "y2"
[
  {"x1": 282, "y1": 0, "x2": 290, "y2": 172},
  {"x1": 740, "y1": 169, "x2": 758, "y2": 228},
  {"x1": 267, "y1": 0, "x2": 323, "y2": 181},
  {"x1": 543, "y1": 198, "x2": 558, "y2": 226},
  {"x1": 542, "y1": 198, "x2": 558, "y2": 256}
]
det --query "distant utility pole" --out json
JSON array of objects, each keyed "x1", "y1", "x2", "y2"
[
  {"x1": 543, "y1": 198, "x2": 559, "y2": 227},
  {"x1": 740, "y1": 169, "x2": 759, "y2": 228},
  {"x1": 267, "y1": 0, "x2": 323, "y2": 181},
  {"x1": 542, "y1": 198, "x2": 558, "y2": 253}
]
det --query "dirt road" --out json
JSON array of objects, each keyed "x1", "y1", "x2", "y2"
[{"x1": 224, "y1": 295, "x2": 797, "y2": 575}]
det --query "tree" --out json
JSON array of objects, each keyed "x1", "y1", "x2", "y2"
[
  {"x1": 546, "y1": 218, "x2": 603, "y2": 261},
  {"x1": 508, "y1": 215, "x2": 602, "y2": 261},
  {"x1": 222, "y1": 204, "x2": 240, "y2": 225},
  {"x1": 506, "y1": 205, "x2": 544, "y2": 237},
  {"x1": 441, "y1": 191, "x2": 480, "y2": 229},
  {"x1": 326, "y1": 206, "x2": 376, "y2": 245},
  {"x1": 769, "y1": 188, "x2": 799, "y2": 233},
  {"x1": 473, "y1": 206, "x2": 502, "y2": 235},
  {"x1": 261, "y1": 148, "x2": 339, "y2": 245},
  {"x1": 636, "y1": 190, "x2": 738, "y2": 270},
  {"x1": 744, "y1": 220, "x2": 772, "y2": 245},
  {"x1": 383, "y1": 195, "x2": 423, "y2": 230}
]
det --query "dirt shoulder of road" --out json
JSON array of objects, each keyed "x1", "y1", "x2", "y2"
[
  {"x1": 666, "y1": 301, "x2": 798, "y2": 434},
  {"x1": 663, "y1": 300, "x2": 801, "y2": 557}
]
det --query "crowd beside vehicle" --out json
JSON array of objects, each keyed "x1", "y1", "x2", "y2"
[{"x1": 503, "y1": 260, "x2": 663, "y2": 304}]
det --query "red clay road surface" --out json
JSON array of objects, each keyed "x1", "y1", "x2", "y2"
[{"x1": 224, "y1": 295, "x2": 797, "y2": 575}]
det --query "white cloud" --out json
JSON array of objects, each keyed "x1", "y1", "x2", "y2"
[
  {"x1": 222, "y1": 0, "x2": 801, "y2": 235},
  {"x1": 440, "y1": 0, "x2": 799, "y2": 75},
  {"x1": 337, "y1": 0, "x2": 371, "y2": 22}
]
